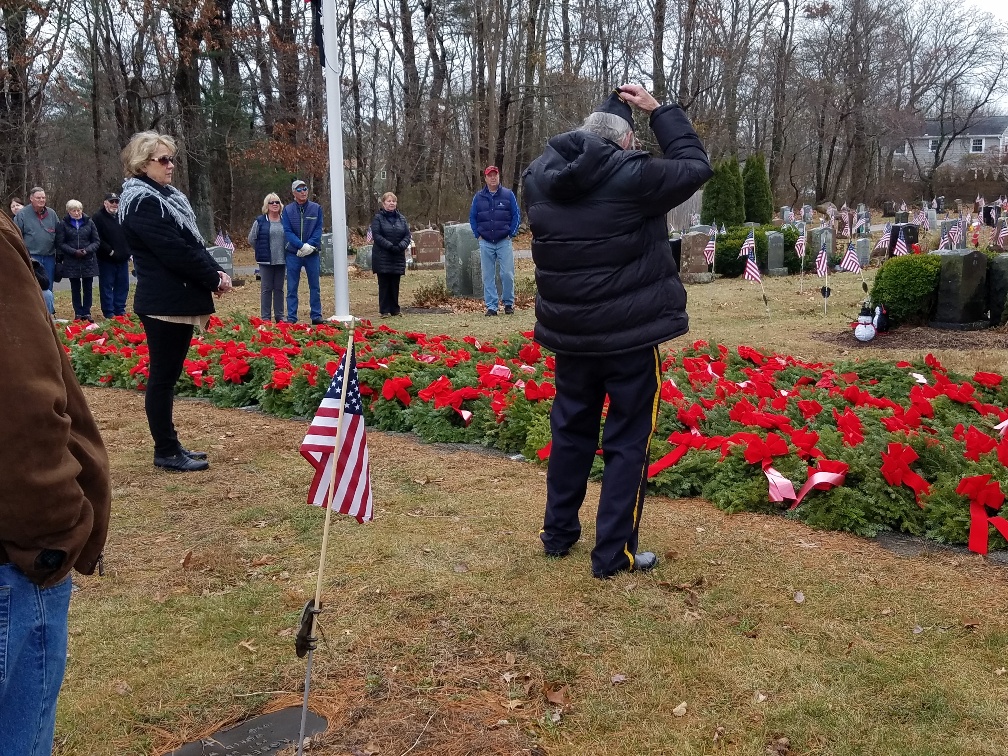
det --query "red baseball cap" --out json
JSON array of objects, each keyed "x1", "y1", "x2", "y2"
[{"x1": 484, "y1": 165, "x2": 499, "y2": 175}]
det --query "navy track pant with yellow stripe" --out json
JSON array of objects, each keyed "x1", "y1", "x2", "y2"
[{"x1": 540, "y1": 346, "x2": 661, "y2": 577}]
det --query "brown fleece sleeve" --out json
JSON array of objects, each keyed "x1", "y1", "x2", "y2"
[{"x1": 0, "y1": 213, "x2": 111, "y2": 587}]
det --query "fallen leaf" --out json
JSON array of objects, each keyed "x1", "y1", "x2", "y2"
[
  {"x1": 505, "y1": 651, "x2": 516, "y2": 666},
  {"x1": 963, "y1": 617, "x2": 981, "y2": 630},
  {"x1": 793, "y1": 591, "x2": 805, "y2": 604},
  {"x1": 543, "y1": 684, "x2": 570, "y2": 706},
  {"x1": 502, "y1": 672, "x2": 517, "y2": 683},
  {"x1": 227, "y1": 491, "x2": 241, "y2": 499},
  {"x1": 912, "y1": 625, "x2": 924, "y2": 635},
  {"x1": 754, "y1": 691, "x2": 768, "y2": 703},
  {"x1": 611, "y1": 674, "x2": 627, "y2": 685},
  {"x1": 713, "y1": 725, "x2": 726, "y2": 742},
  {"x1": 453, "y1": 562, "x2": 469, "y2": 573},
  {"x1": 250, "y1": 555, "x2": 274, "y2": 567},
  {"x1": 363, "y1": 742, "x2": 380, "y2": 755},
  {"x1": 548, "y1": 710, "x2": 561, "y2": 724},
  {"x1": 277, "y1": 628, "x2": 293, "y2": 638},
  {"x1": 114, "y1": 680, "x2": 132, "y2": 695},
  {"x1": 766, "y1": 735, "x2": 791, "y2": 755},
  {"x1": 238, "y1": 639, "x2": 257, "y2": 653},
  {"x1": 796, "y1": 539, "x2": 820, "y2": 549},
  {"x1": 665, "y1": 550, "x2": 680, "y2": 560},
  {"x1": 180, "y1": 550, "x2": 193, "y2": 569},
  {"x1": 505, "y1": 699, "x2": 523, "y2": 710},
  {"x1": 881, "y1": 608, "x2": 893, "y2": 616},
  {"x1": 672, "y1": 701, "x2": 688, "y2": 717},
  {"x1": 996, "y1": 668, "x2": 1006, "y2": 676}
]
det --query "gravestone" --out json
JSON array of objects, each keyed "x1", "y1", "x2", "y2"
[
  {"x1": 354, "y1": 244, "x2": 373, "y2": 271},
  {"x1": 982, "y1": 205, "x2": 1001, "y2": 227},
  {"x1": 856, "y1": 237, "x2": 872, "y2": 268},
  {"x1": 207, "y1": 246, "x2": 232, "y2": 279},
  {"x1": 412, "y1": 228, "x2": 444, "y2": 267},
  {"x1": 882, "y1": 201, "x2": 895, "y2": 217},
  {"x1": 687, "y1": 224, "x2": 711, "y2": 236},
  {"x1": 167, "y1": 707, "x2": 327, "y2": 756},
  {"x1": 802, "y1": 204, "x2": 813, "y2": 223},
  {"x1": 669, "y1": 237, "x2": 682, "y2": 271},
  {"x1": 927, "y1": 209, "x2": 938, "y2": 230},
  {"x1": 939, "y1": 219, "x2": 960, "y2": 244},
  {"x1": 856, "y1": 211, "x2": 872, "y2": 236},
  {"x1": 930, "y1": 250, "x2": 989, "y2": 328},
  {"x1": 988, "y1": 254, "x2": 1008, "y2": 324},
  {"x1": 889, "y1": 223, "x2": 919, "y2": 252},
  {"x1": 444, "y1": 222, "x2": 480, "y2": 297},
  {"x1": 936, "y1": 196, "x2": 945, "y2": 212},
  {"x1": 895, "y1": 210, "x2": 909, "y2": 224},
  {"x1": 319, "y1": 233, "x2": 334, "y2": 275},
  {"x1": 781, "y1": 206, "x2": 794, "y2": 223},
  {"x1": 679, "y1": 231, "x2": 713, "y2": 283},
  {"x1": 809, "y1": 227, "x2": 836, "y2": 260},
  {"x1": 766, "y1": 231, "x2": 787, "y2": 276}
]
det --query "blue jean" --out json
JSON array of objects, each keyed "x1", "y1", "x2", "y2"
[
  {"x1": 69, "y1": 278, "x2": 94, "y2": 320},
  {"x1": 42, "y1": 290, "x2": 55, "y2": 315},
  {"x1": 478, "y1": 238, "x2": 514, "y2": 312},
  {"x1": 97, "y1": 258, "x2": 130, "y2": 316},
  {"x1": 285, "y1": 252, "x2": 322, "y2": 322},
  {"x1": 0, "y1": 564, "x2": 72, "y2": 756},
  {"x1": 30, "y1": 254, "x2": 55, "y2": 292}
]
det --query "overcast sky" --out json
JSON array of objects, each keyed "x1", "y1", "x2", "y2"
[{"x1": 971, "y1": 0, "x2": 1008, "y2": 21}]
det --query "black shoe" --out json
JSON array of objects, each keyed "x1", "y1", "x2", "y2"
[
  {"x1": 311, "y1": 318, "x2": 325, "y2": 325},
  {"x1": 504, "y1": 305, "x2": 514, "y2": 315},
  {"x1": 179, "y1": 447, "x2": 208, "y2": 460},
  {"x1": 544, "y1": 548, "x2": 570, "y2": 558},
  {"x1": 485, "y1": 309, "x2": 498, "y2": 317},
  {"x1": 154, "y1": 453, "x2": 209, "y2": 472},
  {"x1": 593, "y1": 551, "x2": 659, "y2": 579}
]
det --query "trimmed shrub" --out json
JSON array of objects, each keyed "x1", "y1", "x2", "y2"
[
  {"x1": 742, "y1": 154, "x2": 774, "y2": 225},
  {"x1": 714, "y1": 224, "x2": 799, "y2": 277},
  {"x1": 869, "y1": 254, "x2": 941, "y2": 324},
  {"x1": 701, "y1": 159, "x2": 745, "y2": 227}
]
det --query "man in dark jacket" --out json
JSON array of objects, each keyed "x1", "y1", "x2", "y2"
[
  {"x1": 523, "y1": 84, "x2": 712, "y2": 579},
  {"x1": 469, "y1": 166, "x2": 520, "y2": 316},
  {"x1": 0, "y1": 212, "x2": 111, "y2": 752},
  {"x1": 92, "y1": 192, "x2": 132, "y2": 317},
  {"x1": 282, "y1": 179, "x2": 325, "y2": 325}
]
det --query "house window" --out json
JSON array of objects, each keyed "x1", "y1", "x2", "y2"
[
  {"x1": 929, "y1": 139, "x2": 939, "y2": 153},
  {"x1": 971, "y1": 138, "x2": 984, "y2": 153},
  {"x1": 894, "y1": 142, "x2": 906, "y2": 155},
  {"x1": 380, "y1": 170, "x2": 387, "y2": 180}
]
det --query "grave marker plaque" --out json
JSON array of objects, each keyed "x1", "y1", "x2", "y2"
[
  {"x1": 766, "y1": 231, "x2": 787, "y2": 276},
  {"x1": 988, "y1": 254, "x2": 1008, "y2": 324},
  {"x1": 207, "y1": 246, "x2": 232, "y2": 279},
  {"x1": 444, "y1": 222, "x2": 480, "y2": 297},
  {"x1": 930, "y1": 250, "x2": 988, "y2": 326},
  {"x1": 168, "y1": 707, "x2": 327, "y2": 756}
]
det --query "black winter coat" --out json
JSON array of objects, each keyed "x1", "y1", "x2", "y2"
[
  {"x1": 59, "y1": 215, "x2": 100, "y2": 279},
  {"x1": 121, "y1": 176, "x2": 223, "y2": 317},
  {"x1": 369, "y1": 209, "x2": 411, "y2": 276},
  {"x1": 522, "y1": 103, "x2": 713, "y2": 356},
  {"x1": 92, "y1": 206, "x2": 132, "y2": 264}
]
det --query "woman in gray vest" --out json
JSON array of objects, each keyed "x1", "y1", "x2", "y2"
[{"x1": 247, "y1": 192, "x2": 286, "y2": 321}]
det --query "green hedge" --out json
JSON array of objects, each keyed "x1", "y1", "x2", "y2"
[
  {"x1": 869, "y1": 254, "x2": 941, "y2": 324},
  {"x1": 714, "y1": 224, "x2": 801, "y2": 277}
]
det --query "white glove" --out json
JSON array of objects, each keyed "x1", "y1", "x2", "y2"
[{"x1": 297, "y1": 243, "x2": 315, "y2": 258}]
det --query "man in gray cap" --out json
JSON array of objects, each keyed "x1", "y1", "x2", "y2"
[
  {"x1": 282, "y1": 179, "x2": 325, "y2": 324},
  {"x1": 522, "y1": 84, "x2": 712, "y2": 579},
  {"x1": 92, "y1": 192, "x2": 132, "y2": 317}
]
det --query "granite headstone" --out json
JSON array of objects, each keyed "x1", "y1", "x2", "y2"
[
  {"x1": 444, "y1": 222, "x2": 480, "y2": 297},
  {"x1": 207, "y1": 246, "x2": 233, "y2": 279},
  {"x1": 988, "y1": 254, "x2": 1008, "y2": 324},
  {"x1": 766, "y1": 231, "x2": 787, "y2": 276},
  {"x1": 856, "y1": 237, "x2": 872, "y2": 268},
  {"x1": 680, "y1": 231, "x2": 712, "y2": 283},
  {"x1": 930, "y1": 250, "x2": 988, "y2": 327}
]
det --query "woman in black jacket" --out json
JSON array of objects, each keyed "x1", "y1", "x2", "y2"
[
  {"x1": 369, "y1": 192, "x2": 411, "y2": 317},
  {"x1": 119, "y1": 131, "x2": 233, "y2": 472},
  {"x1": 59, "y1": 200, "x2": 101, "y2": 321}
]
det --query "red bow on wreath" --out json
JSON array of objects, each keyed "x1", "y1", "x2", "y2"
[
  {"x1": 879, "y1": 442, "x2": 930, "y2": 504},
  {"x1": 958, "y1": 476, "x2": 1008, "y2": 555}
]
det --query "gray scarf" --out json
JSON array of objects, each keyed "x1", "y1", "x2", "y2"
[{"x1": 118, "y1": 176, "x2": 206, "y2": 245}]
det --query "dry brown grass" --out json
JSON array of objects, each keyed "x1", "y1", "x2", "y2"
[{"x1": 54, "y1": 256, "x2": 1008, "y2": 756}]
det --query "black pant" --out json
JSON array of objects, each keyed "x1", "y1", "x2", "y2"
[
  {"x1": 139, "y1": 315, "x2": 194, "y2": 458},
  {"x1": 376, "y1": 273, "x2": 401, "y2": 315},
  {"x1": 541, "y1": 347, "x2": 661, "y2": 577}
]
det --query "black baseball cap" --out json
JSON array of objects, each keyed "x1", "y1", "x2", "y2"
[{"x1": 104, "y1": 192, "x2": 119, "y2": 202}]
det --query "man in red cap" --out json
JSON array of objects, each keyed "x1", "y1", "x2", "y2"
[
  {"x1": 523, "y1": 84, "x2": 712, "y2": 578},
  {"x1": 469, "y1": 165, "x2": 520, "y2": 316}
]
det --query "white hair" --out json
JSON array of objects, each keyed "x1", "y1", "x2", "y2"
[{"x1": 580, "y1": 112, "x2": 632, "y2": 145}]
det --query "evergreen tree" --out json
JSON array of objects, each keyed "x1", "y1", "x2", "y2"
[
  {"x1": 742, "y1": 153, "x2": 774, "y2": 224},
  {"x1": 701, "y1": 159, "x2": 745, "y2": 226}
]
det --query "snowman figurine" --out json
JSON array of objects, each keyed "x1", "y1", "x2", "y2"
[{"x1": 854, "y1": 303, "x2": 876, "y2": 342}]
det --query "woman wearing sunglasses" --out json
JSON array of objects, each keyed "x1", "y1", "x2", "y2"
[
  {"x1": 119, "y1": 131, "x2": 233, "y2": 473},
  {"x1": 247, "y1": 192, "x2": 286, "y2": 321}
]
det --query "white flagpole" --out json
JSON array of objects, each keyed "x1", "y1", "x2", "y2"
[
  {"x1": 297, "y1": 327, "x2": 356, "y2": 755},
  {"x1": 322, "y1": 0, "x2": 352, "y2": 321}
]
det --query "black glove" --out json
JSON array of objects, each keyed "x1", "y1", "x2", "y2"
[{"x1": 398, "y1": 239, "x2": 410, "y2": 251}]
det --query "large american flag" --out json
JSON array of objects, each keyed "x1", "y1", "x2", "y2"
[
  {"x1": 840, "y1": 242, "x2": 861, "y2": 273},
  {"x1": 300, "y1": 345, "x2": 374, "y2": 522},
  {"x1": 815, "y1": 238, "x2": 828, "y2": 277},
  {"x1": 893, "y1": 229, "x2": 909, "y2": 256},
  {"x1": 703, "y1": 227, "x2": 716, "y2": 266}
]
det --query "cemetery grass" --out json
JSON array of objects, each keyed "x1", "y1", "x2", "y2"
[{"x1": 57, "y1": 259, "x2": 1008, "y2": 755}]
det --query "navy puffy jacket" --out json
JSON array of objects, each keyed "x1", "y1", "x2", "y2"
[
  {"x1": 469, "y1": 186, "x2": 520, "y2": 242},
  {"x1": 522, "y1": 103, "x2": 713, "y2": 356}
]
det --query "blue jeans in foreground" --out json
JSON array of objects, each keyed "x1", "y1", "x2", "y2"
[
  {"x1": 478, "y1": 237, "x2": 514, "y2": 313},
  {"x1": 97, "y1": 258, "x2": 130, "y2": 316},
  {"x1": 30, "y1": 253, "x2": 55, "y2": 292},
  {"x1": 0, "y1": 564, "x2": 73, "y2": 756},
  {"x1": 285, "y1": 251, "x2": 322, "y2": 322}
]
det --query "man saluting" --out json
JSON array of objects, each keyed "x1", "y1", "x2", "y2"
[{"x1": 522, "y1": 84, "x2": 713, "y2": 578}]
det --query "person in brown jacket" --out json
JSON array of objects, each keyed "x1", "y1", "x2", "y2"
[{"x1": 0, "y1": 212, "x2": 111, "y2": 754}]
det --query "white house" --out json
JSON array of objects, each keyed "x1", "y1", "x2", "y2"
[{"x1": 893, "y1": 115, "x2": 1008, "y2": 169}]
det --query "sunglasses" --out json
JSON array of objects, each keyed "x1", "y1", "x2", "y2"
[
  {"x1": 268, "y1": 200, "x2": 281, "y2": 205},
  {"x1": 294, "y1": 186, "x2": 308, "y2": 192},
  {"x1": 152, "y1": 155, "x2": 175, "y2": 166}
]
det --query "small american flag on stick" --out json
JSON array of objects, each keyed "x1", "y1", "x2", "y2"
[
  {"x1": 703, "y1": 227, "x2": 716, "y2": 266},
  {"x1": 300, "y1": 342, "x2": 374, "y2": 523},
  {"x1": 815, "y1": 239, "x2": 828, "y2": 277},
  {"x1": 893, "y1": 230, "x2": 909, "y2": 256},
  {"x1": 840, "y1": 242, "x2": 861, "y2": 273},
  {"x1": 795, "y1": 230, "x2": 806, "y2": 259}
]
